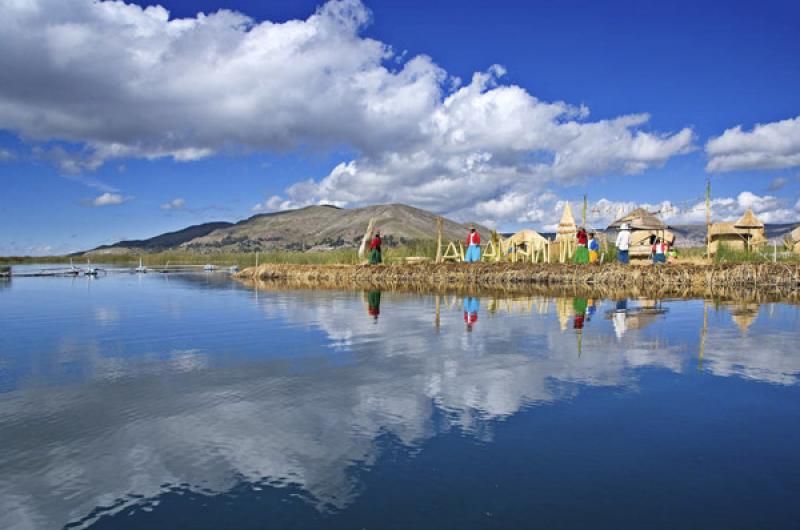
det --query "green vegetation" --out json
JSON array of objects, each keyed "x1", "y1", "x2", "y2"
[
  {"x1": 713, "y1": 243, "x2": 800, "y2": 264},
  {"x1": 0, "y1": 240, "x2": 441, "y2": 267}
]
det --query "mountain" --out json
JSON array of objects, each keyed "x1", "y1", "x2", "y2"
[
  {"x1": 85, "y1": 204, "x2": 489, "y2": 255},
  {"x1": 85, "y1": 221, "x2": 234, "y2": 255}
]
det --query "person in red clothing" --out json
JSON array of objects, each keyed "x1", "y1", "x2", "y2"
[
  {"x1": 464, "y1": 226, "x2": 481, "y2": 262},
  {"x1": 368, "y1": 231, "x2": 382, "y2": 265},
  {"x1": 651, "y1": 237, "x2": 669, "y2": 264},
  {"x1": 576, "y1": 228, "x2": 588, "y2": 246},
  {"x1": 574, "y1": 227, "x2": 589, "y2": 264}
]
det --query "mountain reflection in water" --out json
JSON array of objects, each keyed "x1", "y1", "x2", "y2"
[{"x1": 0, "y1": 274, "x2": 799, "y2": 529}]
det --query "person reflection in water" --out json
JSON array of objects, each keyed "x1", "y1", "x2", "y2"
[
  {"x1": 573, "y1": 297, "x2": 588, "y2": 329},
  {"x1": 586, "y1": 298, "x2": 596, "y2": 321},
  {"x1": 463, "y1": 296, "x2": 479, "y2": 332},
  {"x1": 366, "y1": 290, "x2": 381, "y2": 322},
  {"x1": 613, "y1": 299, "x2": 628, "y2": 339}
]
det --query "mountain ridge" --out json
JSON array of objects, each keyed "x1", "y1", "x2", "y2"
[{"x1": 84, "y1": 203, "x2": 490, "y2": 255}]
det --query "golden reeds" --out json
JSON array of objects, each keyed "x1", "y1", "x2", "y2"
[{"x1": 236, "y1": 262, "x2": 800, "y2": 302}]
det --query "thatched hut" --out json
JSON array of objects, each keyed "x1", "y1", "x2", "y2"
[
  {"x1": 792, "y1": 225, "x2": 800, "y2": 253},
  {"x1": 555, "y1": 202, "x2": 577, "y2": 242},
  {"x1": 501, "y1": 229, "x2": 550, "y2": 262},
  {"x1": 502, "y1": 229, "x2": 548, "y2": 253},
  {"x1": 708, "y1": 208, "x2": 766, "y2": 255},
  {"x1": 607, "y1": 208, "x2": 674, "y2": 259}
]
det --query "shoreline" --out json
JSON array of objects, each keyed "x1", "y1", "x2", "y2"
[{"x1": 235, "y1": 262, "x2": 800, "y2": 301}]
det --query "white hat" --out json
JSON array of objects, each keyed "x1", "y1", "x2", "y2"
[{"x1": 620, "y1": 223, "x2": 630, "y2": 230}]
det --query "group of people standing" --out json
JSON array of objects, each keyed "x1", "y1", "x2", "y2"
[
  {"x1": 367, "y1": 226, "x2": 482, "y2": 265},
  {"x1": 573, "y1": 227, "x2": 601, "y2": 264},
  {"x1": 367, "y1": 223, "x2": 670, "y2": 266},
  {"x1": 615, "y1": 223, "x2": 672, "y2": 264}
]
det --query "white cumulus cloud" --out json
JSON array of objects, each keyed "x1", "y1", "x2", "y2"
[
  {"x1": 706, "y1": 115, "x2": 800, "y2": 172},
  {"x1": 472, "y1": 190, "x2": 799, "y2": 231},
  {"x1": 0, "y1": 0, "x2": 695, "y2": 223},
  {"x1": 88, "y1": 192, "x2": 125, "y2": 206},
  {"x1": 160, "y1": 197, "x2": 185, "y2": 210}
]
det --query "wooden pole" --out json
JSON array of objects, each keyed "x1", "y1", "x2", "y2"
[
  {"x1": 435, "y1": 217, "x2": 443, "y2": 263},
  {"x1": 582, "y1": 194, "x2": 587, "y2": 227}
]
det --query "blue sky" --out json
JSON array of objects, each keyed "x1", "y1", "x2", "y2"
[{"x1": 0, "y1": 0, "x2": 798, "y2": 255}]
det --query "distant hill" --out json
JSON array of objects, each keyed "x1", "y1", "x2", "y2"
[
  {"x1": 85, "y1": 204, "x2": 490, "y2": 255},
  {"x1": 86, "y1": 221, "x2": 234, "y2": 255}
]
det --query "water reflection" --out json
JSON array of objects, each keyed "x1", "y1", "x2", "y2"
[
  {"x1": 0, "y1": 276, "x2": 798, "y2": 529},
  {"x1": 463, "y1": 297, "x2": 479, "y2": 331},
  {"x1": 365, "y1": 290, "x2": 381, "y2": 322},
  {"x1": 607, "y1": 299, "x2": 669, "y2": 339}
]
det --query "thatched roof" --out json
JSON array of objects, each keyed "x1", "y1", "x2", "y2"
[
  {"x1": 710, "y1": 214, "x2": 766, "y2": 239},
  {"x1": 734, "y1": 208, "x2": 764, "y2": 229},
  {"x1": 607, "y1": 207, "x2": 668, "y2": 231},
  {"x1": 557, "y1": 202, "x2": 577, "y2": 233},
  {"x1": 792, "y1": 225, "x2": 800, "y2": 242},
  {"x1": 503, "y1": 229, "x2": 548, "y2": 251},
  {"x1": 709, "y1": 221, "x2": 739, "y2": 237}
]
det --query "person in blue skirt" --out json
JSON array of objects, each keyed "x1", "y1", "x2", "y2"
[{"x1": 464, "y1": 226, "x2": 481, "y2": 262}]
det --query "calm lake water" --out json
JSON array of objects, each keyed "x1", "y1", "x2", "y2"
[{"x1": 1, "y1": 271, "x2": 799, "y2": 529}]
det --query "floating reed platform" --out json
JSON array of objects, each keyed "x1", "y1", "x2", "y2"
[{"x1": 236, "y1": 262, "x2": 800, "y2": 301}]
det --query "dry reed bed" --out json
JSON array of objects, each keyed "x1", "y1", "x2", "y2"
[{"x1": 236, "y1": 262, "x2": 800, "y2": 302}]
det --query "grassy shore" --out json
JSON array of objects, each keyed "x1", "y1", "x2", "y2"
[{"x1": 236, "y1": 262, "x2": 800, "y2": 300}]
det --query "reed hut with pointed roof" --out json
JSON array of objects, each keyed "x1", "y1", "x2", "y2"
[
  {"x1": 555, "y1": 202, "x2": 577, "y2": 242},
  {"x1": 607, "y1": 207, "x2": 674, "y2": 259},
  {"x1": 708, "y1": 208, "x2": 766, "y2": 255}
]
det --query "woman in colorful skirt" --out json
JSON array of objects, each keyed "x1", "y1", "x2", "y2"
[
  {"x1": 573, "y1": 227, "x2": 589, "y2": 264},
  {"x1": 588, "y1": 232, "x2": 600, "y2": 263},
  {"x1": 369, "y1": 232, "x2": 382, "y2": 265},
  {"x1": 464, "y1": 226, "x2": 481, "y2": 263}
]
